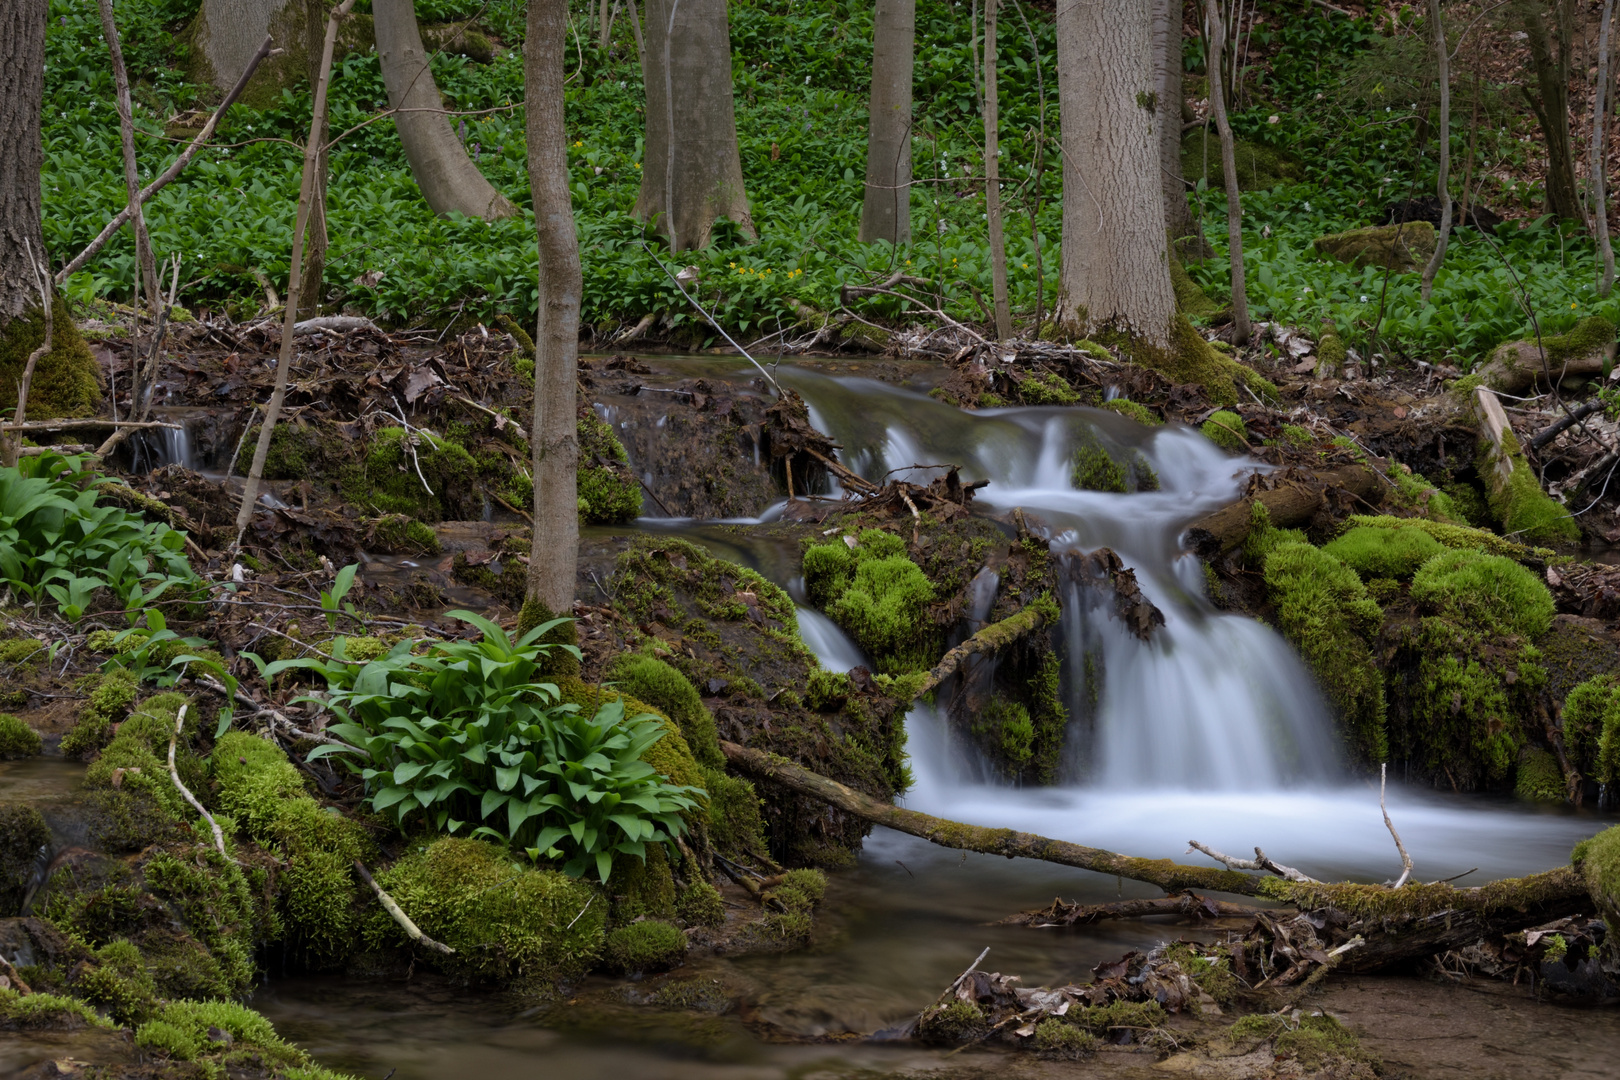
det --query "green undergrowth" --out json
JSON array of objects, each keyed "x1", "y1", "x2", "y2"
[{"x1": 802, "y1": 528, "x2": 936, "y2": 674}]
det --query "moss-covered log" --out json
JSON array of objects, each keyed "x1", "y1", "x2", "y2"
[
  {"x1": 719, "y1": 740, "x2": 1268, "y2": 896},
  {"x1": 1474, "y1": 315, "x2": 1616, "y2": 396},
  {"x1": 1182, "y1": 464, "x2": 1383, "y2": 557},
  {"x1": 914, "y1": 596, "x2": 1058, "y2": 698},
  {"x1": 1472, "y1": 386, "x2": 1580, "y2": 544}
]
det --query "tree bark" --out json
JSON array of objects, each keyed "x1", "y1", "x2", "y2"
[
  {"x1": 1054, "y1": 0, "x2": 1176, "y2": 345},
  {"x1": 234, "y1": 0, "x2": 354, "y2": 545},
  {"x1": 1181, "y1": 464, "x2": 1384, "y2": 558},
  {"x1": 983, "y1": 0, "x2": 1011, "y2": 340},
  {"x1": 1153, "y1": 0, "x2": 1194, "y2": 243},
  {"x1": 524, "y1": 0, "x2": 583, "y2": 618},
  {"x1": 0, "y1": 0, "x2": 47, "y2": 327},
  {"x1": 1515, "y1": 0, "x2": 1584, "y2": 225},
  {"x1": 1596, "y1": 0, "x2": 1616, "y2": 296},
  {"x1": 635, "y1": 0, "x2": 753, "y2": 250},
  {"x1": 1205, "y1": 0, "x2": 1249, "y2": 345},
  {"x1": 374, "y1": 0, "x2": 518, "y2": 221},
  {"x1": 299, "y1": 0, "x2": 331, "y2": 314},
  {"x1": 859, "y1": 0, "x2": 915, "y2": 246},
  {"x1": 1419, "y1": 0, "x2": 1451, "y2": 302}
]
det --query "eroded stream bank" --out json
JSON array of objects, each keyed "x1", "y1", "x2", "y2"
[{"x1": 3, "y1": 329, "x2": 1620, "y2": 1079}]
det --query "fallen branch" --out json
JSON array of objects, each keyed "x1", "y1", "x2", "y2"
[
  {"x1": 292, "y1": 315, "x2": 381, "y2": 336},
  {"x1": 1187, "y1": 841, "x2": 1319, "y2": 883},
  {"x1": 999, "y1": 891, "x2": 1263, "y2": 927},
  {"x1": 924, "y1": 946, "x2": 992, "y2": 1013},
  {"x1": 720, "y1": 741, "x2": 1268, "y2": 896},
  {"x1": 56, "y1": 35, "x2": 277, "y2": 285},
  {"x1": 1530, "y1": 397, "x2": 1609, "y2": 451},
  {"x1": 2, "y1": 419, "x2": 181, "y2": 432},
  {"x1": 165, "y1": 704, "x2": 230, "y2": 861},
  {"x1": 1182, "y1": 464, "x2": 1383, "y2": 557},
  {"x1": 354, "y1": 859, "x2": 456, "y2": 954},
  {"x1": 915, "y1": 600, "x2": 1054, "y2": 698},
  {"x1": 1380, "y1": 763, "x2": 1414, "y2": 888}
]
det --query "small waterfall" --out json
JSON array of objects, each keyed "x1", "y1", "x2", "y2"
[
  {"x1": 796, "y1": 607, "x2": 866, "y2": 673},
  {"x1": 130, "y1": 422, "x2": 195, "y2": 472}
]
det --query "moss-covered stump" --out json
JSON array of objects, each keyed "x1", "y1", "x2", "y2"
[
  {"x1": 1313, "y1": 221, "x2": 1438, "y2": 272},
  {"x1": 1472, "y1": 391, "x2": 1581, "y2": 546},
  {"x1": 0, "y1": 294, "x2": 102, "y2": 420},
  {"x1": 1474, "y1": 315, "x2": 1616, "y2": 396},
  {"x1": 1181, "y1": 128, "x2": 1305, "y2": 191},
  {"x1": 367, "y1": 837, "x2": 606, "y2": 986}
]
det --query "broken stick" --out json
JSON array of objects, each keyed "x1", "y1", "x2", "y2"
[
  {"x1": 165, "y1": 705, "x2": 229, "y2": 861},
  {"x1": 354, "y1": 859, "x2": 456, "y2": 955}
]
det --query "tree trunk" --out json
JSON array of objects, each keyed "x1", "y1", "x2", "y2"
[
  {"x1": 983, "y1": 0, "x2": 1011, "y2": 340},
  {"x1": 1, "y1": 0, "x2": 47, "y2": 328},
  {"x1": 1153, "y1": 0, "x2": 1194, "y2": 243},
  {"x1": 522, "y1": 0, "x2": 583, "y2": 628},
  {"x1": 1596, "y1": 0, "x2": 1616, "y2": 296},
  {"x1": 1205, "y1": 0, "x2": 1249, "y2": 345},
  {"x1": 859, "y1": 0, "x2": 915, "y2": 246},
  {"x1": 635, "y1": 0, "x2": 753, "y2": 250},
  {"x1": 299, "y1": 0, "x2": 330, "y2": 314},
  {"x1": 1054, "y1": 0, "x2": 1176, "y2": 345},
  {"x1": 1515, "y1": 0, "x2": 1584, "y2": 225},
  {"x1": 374, "y1": 0, "x2": 518, "y2": 221},
  {"x1": 191, "y1": 0, "x2": 311, "y2": 103},
  {"x1": 1420, "y1": 0, "x2": 1451, "y2": 302}
]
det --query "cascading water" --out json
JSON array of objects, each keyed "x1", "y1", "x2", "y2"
[{"x1": 129, "y1": 422, "x2": 196, "y2": 473}]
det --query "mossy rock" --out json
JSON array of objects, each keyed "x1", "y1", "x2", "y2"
[
  {"x1": 1476, "y1": 316, "x2": 1616, "y2": 395},
  {"x1": 0, "y1": 988, "x2": 113, "y2": 1032},
  {"x1": 1071, "y1": 428, "x2": 1158, "y2": 493},
  {"x1": 1200, "y1": 410, "x2": 1248, "y2": 453},
  {"x1": 1410, "y1": 549, "x2": 1554, "y2": 640},
  {"x1": 1514, "y1": 747, "x2": 1566, "y2": 803},
  {"x1": 918, "y1": 999, "x2": 986, "y2": 1044},
  {"x1": 1100, "y1": 398, "x2": 1162, "y2": 425},
  {"x1": 1034, "y1": 1017, "x2": 1097, "y2": 1057},
  {"x1": 676, "y1": 880, "x2": 725, "y2": 929},
  {"x1": 362, "y1": 514, "x2": 442, "y2": 556},
  {"x1": 1314, "y1": 221, "x2": 1437, "y2": 272},
  {"x1": 134, "y1": 999, "x2": 311, "y2": 1074},
  {"x1": 70, "y1": 939, "x2": 161, "y2": 1027},
  {"x1": 602, "y1": 919, "x2": 687, "y2": 976},
  {"x1": 1342, "y1": 513, "x2": 1544, "y2": 561},
  {"x1": 700, "y1": 764, "x2": 770, "y2": 863},
  {"x1": 61, "y1": 668, "x2": 139, "y2": 759},
  {"x1": 367, "y1": 837, "x2": 606, "y2": 985},
  {"x1": 803, "y1": 529, "x2": 936, "y2": 674},
  {"x1": 1573, "y1": 826, "x2": 1620, "y2": 959},
  {"x1": 1181, "y1": 128, "x2": 1305, "y2": 191},
  {"x1": 0, "y1": 294, "x2": 102, "y2": 420},
  {"x1": 0, "y1": 714, "x2": 41, "y2": 759},
  {"x1": 550, "y1": 676, "x2": 705, "y2": 793},
  {"x1": 1562, "y1": 675, "x2": 1620, "y2": 787},
  {"x1": 1321, "y1": 524, "x2": 1446, "y2": 580},
  {"x1": 578, "y1": 412, "x2": 643, "y2": 525},
  {"x1": 345, "y1": 427, "x2": 482, "y2": 523},
  {"x1": 606, "y1": 652, "x2": 723, "y2": 768}
]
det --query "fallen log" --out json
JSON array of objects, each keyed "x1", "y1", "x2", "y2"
[
  {"x1": 1181, "y1": 464, "x2": 1382, "y2": 557},
  {"x1": 720, "y1": 740, "x2": 1267, "y2": 896},
  {"x1": 1472, "y1": 386, "x2": 1582, "y2": 544},
  {"x1": 1473, "y1": 326, "x2": 1617, "y2": 396},
  {"x1": 914, "y1": 597, "x2": 1056, "y2": 698}
]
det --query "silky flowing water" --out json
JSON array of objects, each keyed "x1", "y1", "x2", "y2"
[{"x1": 235, "y1": 360, "x2": 1615, "y2": 1077}]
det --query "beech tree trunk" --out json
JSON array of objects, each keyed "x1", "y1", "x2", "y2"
[
  {"x1": 1054, "y1": 0, "x2": 1175, "y2": 345},
  {"x1": 859, "y1": 0, "x2": 915, "y2": 246},
  {"x1": 374, "y1": 0, "x2": 518, "y2": 221},
  {"x1": 1153, "y1": 0, "x2": 1194, "y2": 243},
  {"x1": 0, "y1": 0, "x2": 46, "y2": 327},
  {"x1": 983, "y1": 0, "x2": 1011, "y2": 340},
  {"x1": 523, "y1": 0, "x2": 583, "y2": 622},
  {"x1": 1420, "y1": 0, "x2": 1451, "y2": 302},
  {"x1": 1515, "y1": 0, "x2": 1584, "y2": 225},
  {"x1": 1205, "y1": 0, "x2": 1249, "y2": 345},
  {"x1": 192, "y1": 0, "x2": 309, "y2": 101},
  {"x1": 635, "y1": 0, "x2": 753, "y2": 250}
]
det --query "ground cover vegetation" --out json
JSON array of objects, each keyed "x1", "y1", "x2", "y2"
[{"x1": 35, "y1": 0, "x2": 1620, "y2": 368}]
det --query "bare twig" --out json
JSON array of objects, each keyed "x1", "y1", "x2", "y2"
[
  {"x1": 354, "y1": 860, "x2": 456, "y2": 954},
  {"x1": 1187, "y1": 840, "x2": 1320, "y2": 883},
  {"x1": 56, "y1": 36, "x2": 277, "y2": 284},
  {"x1": 639, "y1": 242, "x2": 784, "y2": 395},
  {"x1": 923, "y1": 947, "x2": 991, "y2": 1015},
  {"x1": 1381, "y1": 763, "x2": 1414, "y2": 888},
  {"x1": 166, "y1": 705, "x2": 230, "y2": 861}
]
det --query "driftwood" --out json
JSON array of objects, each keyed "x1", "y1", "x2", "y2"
[
  {"x1": 998, "y1": 891, "x2": 1262, "y2": 927},
  {"x1": 1182, "y1": 464, "x2": 1382, "y2": 557},
  {"x1": 720, "y1": 744, "x2": 1595, "y2": 972}
]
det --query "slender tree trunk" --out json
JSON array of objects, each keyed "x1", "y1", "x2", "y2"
[
  {"x1": 983, "y1": 0, "x2": 1010, "y2": 340},
  {"x1": 299, "y1": 0, "x2": 330, "y2": 315},
  {"x1": 0, "y1": 0, "x2": 47, "y2": 326},
  {"x1": 374, "y1": 0, "x2": 518, "y2": 220},
  {"x1": 625, "y1": 0, "x2": 645, "y2": 63},
  {"x1": 635, "y1": 0, "x2": 753, "y2": 250},
  {"x1": 859, "y1": 0, "x2": 915, "y2": 246},
  {"x1": 522, "y1": 0, "x2": 583, "y2": 628},
  {"x1": 1596, "y1": 0, "x2": 1616, "y2": 296},
  {"x1": 1204, "y1": 0, "x2": 1249, "y2": 345},
  {"x1": 1420, "y1": 0, "x2": 1451, "y2": 302},
  {"x1": 234, "y1": 0, "x2": 354, "y2": 545},
  {"x1": 1153, "y1": 0, "x2": 1193, "y2": 243},
  {"x1": 1054, "y1": 0, "x2": 1175, "y2": 345},
  {"x1": 599, "y1": 0, "x2": 611, "y2": 51},
  {"x1": 1515, "y1": 0, "x2": 1584, "y2": 225}
]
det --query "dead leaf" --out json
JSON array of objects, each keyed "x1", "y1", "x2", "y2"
[{"x1": 1393, "y1": 405, "x2": 1408, "y2": 419}]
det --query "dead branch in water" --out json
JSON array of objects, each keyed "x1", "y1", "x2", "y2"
[
  {"x1": 914, "y1": 600, "x2": 1055, "y2": 698},
  {"x1": 1187, "y1": 841, "x2": 1320, "y2": 883},
  {"x1": 998, "y1": 891, "x2": 1263, "y2": 927}
]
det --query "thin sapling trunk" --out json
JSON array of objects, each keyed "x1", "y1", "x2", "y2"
[
  {"x1": 1205, "y1": 0, "x2": 1249, "y2": 344},
  {"x1": 1420, "y1": 0, "x2": 1451, "y2": 302},
  {"x1": 983, "y1": 0, "x2": 1011, "y2": 340},
  {"x1": 233, "y1": 0, "x2": 356, "y2": 549},
  {"x1": 1596, "y1": 0, "x2": 1616, "y2": 296}
]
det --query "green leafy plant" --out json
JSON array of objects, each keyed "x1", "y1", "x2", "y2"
[
  {"x1": 320, "y1": 563, "x2": 360, "y2": 631},
  {"x1": 98, "y1": 611, "x2": 239, "y2": 735},
  {"x1": 290, "y1": 612, "x2": 699, "y2": 881},
  {"x1": 0, "y1": 452, "x2": 201, "y2": 621}
]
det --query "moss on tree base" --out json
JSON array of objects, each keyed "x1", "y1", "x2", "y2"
[{"x1": 0, "y1": 294, "x2": 102, "y2": 420}]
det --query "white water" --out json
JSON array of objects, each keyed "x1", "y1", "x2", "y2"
[
  {"x1": 772, "y1": 370, "x2": 1612, "y2": 883},
  {"x1": 130, "y1": 422, "x2": 195, "y2": 472}
]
